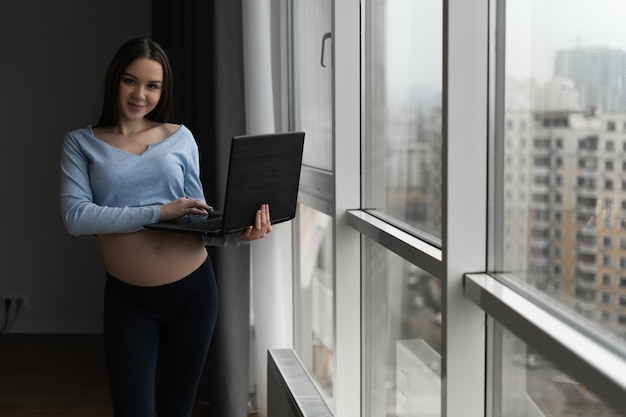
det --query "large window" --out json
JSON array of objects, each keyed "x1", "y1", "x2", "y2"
[
  {"x1": 291, "y1": 0, "x2": 336, "y2": 401},
  {"x1": 492, "y1": 0, "x2": 626, "y2": 414},
  {"x1": 363, "y1": 240, "x2": 441, "y2": 417},
  {"x1": 362, "y1": 0, "x2": 443, "y2": 244},
  {"x1": 280, "y1": 0, "x2": 626, "y2": 416},
  {"x1": 362, "y1": 1, "x2": 444, "y2": 416},
  {"x1": 500, "y1": 0, "x2": 626, "y2": 332}
]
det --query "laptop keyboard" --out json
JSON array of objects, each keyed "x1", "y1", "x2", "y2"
[{"x1": 178, "y1": 217, "x2": 223, "y2": 230}]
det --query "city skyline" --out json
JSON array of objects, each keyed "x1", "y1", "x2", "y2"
[{"x1": 507, "y1": 0, "x2": 626, "y2": 83}]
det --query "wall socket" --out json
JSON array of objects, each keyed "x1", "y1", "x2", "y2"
[{"x1": 1, "y1": 295, "x2": 28, "y2": 309}]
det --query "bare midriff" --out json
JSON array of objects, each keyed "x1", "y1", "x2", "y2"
[{"x1": 97, "y1": 230, "x2": 207, "y2": 287}]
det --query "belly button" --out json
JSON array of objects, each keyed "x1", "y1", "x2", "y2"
[{"x1": 155, "y1": 247, "x2": 165, "y2": 255}]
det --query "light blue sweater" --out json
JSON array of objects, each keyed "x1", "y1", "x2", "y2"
[{"x1": 59, "y1": 125, "x2": 242, "y2": 246}]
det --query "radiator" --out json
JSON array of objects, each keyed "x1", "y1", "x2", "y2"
[{"x1": 267, "y1": 349, "x2": 334, "y2": 417}]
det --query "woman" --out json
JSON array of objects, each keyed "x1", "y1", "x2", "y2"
[{"x1": 59, "y1": 37, "x2": 270, "y2": 417}]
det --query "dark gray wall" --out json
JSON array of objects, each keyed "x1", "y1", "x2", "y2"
[{"x1": 0, "y1": 0, "x2": 151, "y2": 332}]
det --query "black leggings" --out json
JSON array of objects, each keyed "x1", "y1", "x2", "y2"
[{"x1": 103, "y1": 255, "x2": 218, "y2": 417}]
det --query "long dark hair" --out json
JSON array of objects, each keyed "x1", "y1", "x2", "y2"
[{"x1": 95, "y1": 37, "x2": 174, "y2": 127}]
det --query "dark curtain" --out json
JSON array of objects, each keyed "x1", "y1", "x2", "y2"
[{"x1": 152, "y1": 1, "x2": 251, "y2": 416}]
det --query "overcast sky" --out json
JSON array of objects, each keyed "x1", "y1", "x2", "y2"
[
  {"x1": 507, "y1": 0, "x2": 626, "y2": 82},
  {"x1": 385, "y1": 0, "x2": 626, "y2": 88},
  {"x1": 386, "y1": 0, "x2": 442, "y2": 104}
]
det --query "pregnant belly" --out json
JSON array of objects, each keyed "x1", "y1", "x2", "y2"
[{"x1": 97, "y1": 230, "x2": 207, "y2": 287}]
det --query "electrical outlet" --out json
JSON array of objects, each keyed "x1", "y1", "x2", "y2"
[{"x1": 1, "y1": 295, "x2": 28, "y2": 309}]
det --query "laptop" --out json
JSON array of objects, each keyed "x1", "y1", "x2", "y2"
[{"x1": 145, "y1": 131, "x2": 305, "y2": 236}]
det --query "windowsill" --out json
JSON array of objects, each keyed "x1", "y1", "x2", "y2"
[
  {"x1": 464, "y1": 272, "x2": 626, "y2": 414},
  {"x1": 345, "y1": 209, "x2": 443, "y2": 278}
]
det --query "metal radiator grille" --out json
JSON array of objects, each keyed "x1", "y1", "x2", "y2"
[{"x1": 267, "y1": 349, "x2": 334, "y2": 417}]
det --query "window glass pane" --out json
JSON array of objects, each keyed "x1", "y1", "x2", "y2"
[
  {"x1": 363, "y1": 239, "x2": 442, "y2": 417},
  {"x1": 500, "y1": 0, "x2": 626, "y2": 342},
  {"x1": 496, "y1": 324, "x2": 623, "y2": 417},
  {"x1": 293, "y1": 0, "x2": 332, "y2": 171},
  {"x1": 291, "y1": 0, "x2": 335, "y2": 401},
  {"x1": 363, "y1": 0, "x2": 443, "y2": 241},
  {"x1": 294, "y1": 204, "x2": 334, "y2": 398}
]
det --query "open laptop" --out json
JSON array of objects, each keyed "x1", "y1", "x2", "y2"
[{"x1": 145, "y1": 131, "x2": 305, "y2": 236}]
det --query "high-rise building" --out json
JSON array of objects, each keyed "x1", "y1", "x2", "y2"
[
  {"x1": 555, "y1": 47, "x2": 626, "y2": 112},
  {"x1": 522, "y1": 110, "x2": 626, "y2": 336}
]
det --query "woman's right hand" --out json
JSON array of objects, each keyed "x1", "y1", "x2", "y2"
[{"x1": 159, "y1": 197, "x2": 213, "y2": 221}]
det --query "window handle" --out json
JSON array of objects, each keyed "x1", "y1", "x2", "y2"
[{"x1": 321, "y1": 32, "x2": 332, "y2": 68}]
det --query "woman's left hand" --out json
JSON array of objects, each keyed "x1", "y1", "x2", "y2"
[{"x1": 238, "y1": 204, "x2": 272, "y2": 241}]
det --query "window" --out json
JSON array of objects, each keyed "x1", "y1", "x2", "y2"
[
  {"x1": 291, "y1": 0, "x2": 335, "y2": 399},
  {"x1": 362, "y1": 0, "x2": 443, "y2": 243},
  {"x1": 494, "y1": 324, "x2": 621, "y2": 417},
  {"x1": 362, "y1": 0, "x2": 444, "y2": 415},
  {"x1": 292, "y1": 0, "x2": 332, "y2": 171},
  {"x1": 555, "y1": 156, "x2": 563, "y2": 167},
  {"x1": 608, "y1": 121, "x2": 616, "y2": 132},
  {"x1": 606, "y1": 140, "x2": 615, "y2": 151},
  {"x1": 606, "y1": 160, "x2": 614, "y2": 171},
  {"x1": 495, "y1": 0, "x2": 626, "y2": 414},
  {"x1": 502, "y1": 0, "x2": 626, "y2": 339},
  {"x1": 294, "y1": 204, "x2": 334, "y2": 396},
  {"x1": 335, "y1": 0, "x2": 624, "y2": 417},
  {"x1": 363, "y1": 240, "x2": 442, "y2": 417},
  {"x1": 579, "y1": 137, "x2": 598, "y2": 151}
]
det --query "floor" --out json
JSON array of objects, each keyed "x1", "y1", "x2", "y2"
[{"x1": 0, "y1": 334, "x2": 257, "y2": 417}]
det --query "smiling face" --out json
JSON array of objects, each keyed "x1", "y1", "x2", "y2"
[{"x1": 117, "y1": 58, "x2": 164, "y2": 123}]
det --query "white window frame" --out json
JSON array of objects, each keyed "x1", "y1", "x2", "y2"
[
  {"x1": 347, "y1": 0, "x2": 488, "y2": 416},
  {"x1": 333, "y1": 1, "x2": 361, "y2": 417},
  {"x1": 323, "y1": 0, "x2": 626, "y2": 416}
]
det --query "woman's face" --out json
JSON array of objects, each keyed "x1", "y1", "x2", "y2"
[{"x1": 117, "y1": 58, "x2": 163, "y2": 123}]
